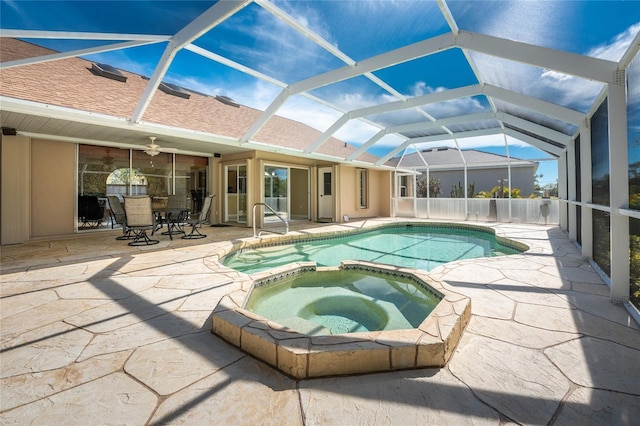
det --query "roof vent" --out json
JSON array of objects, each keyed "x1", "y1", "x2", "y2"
[
  {"x1": 215, "y1": 95, "x2": 240, "y2": 108},
  {"x1": 159, "y1": 82, "x2": 191, "y2": 99},
  {"x1": 91, "y1": 63, "x2": 127, "y2": 82}
]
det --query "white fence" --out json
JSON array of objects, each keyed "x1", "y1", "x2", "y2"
[{"x1": 394, "y1": 197, "x2": 559, "y2": 225}]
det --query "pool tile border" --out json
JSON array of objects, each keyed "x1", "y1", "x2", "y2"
[{"x1": 211, "y1": 260, "x2": 471, "y2": 379}]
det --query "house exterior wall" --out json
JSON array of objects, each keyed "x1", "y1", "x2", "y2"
[
  {"x1": 213, "y1": 151, "x2": 391, "y2": 227},
  {"x1": 1, "y1": 136, "x2": 391, "y2": 244},
  {"x1": 338, "y1": 165, "x2": 391, "y2": 220}
]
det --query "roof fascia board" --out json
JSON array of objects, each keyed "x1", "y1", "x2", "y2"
[
  {"x1": 0, "y1": 29, "x2": 167, "y2": 41},
  {"x1": 504, "y1": 128, "x2": 563, "y2": 157},
  {"x1": 1, "y1": 40, "x2": 163, "y2": 69},
  {"x1": 483, "y1": 84, "x2": 584, "y2": 124},
  {"x1": 1, "y1": 96, "x2": 241, "y2": 148},
  {"x1": 131, "y1": 0, "x2": 250, "y2": 124},
  {"x1": 18, "y1": 131, "x2": 214, "y2": 157},
  {"x1": 497, "y1": 112, "x2": 571, "y2": 145},
  {"x1": 2, "y1": 96, "x2": 133, "y2": 128},
  {"x1": 456, "y1": 31, "x2": 618, "y2": 83}
]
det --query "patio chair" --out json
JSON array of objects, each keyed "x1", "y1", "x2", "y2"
[
  {"x1": 123, "y1": 196, "x2": 159, "y2": 246},
  {"x1": 107, "y1": 195, "x2": 135, "y2": 240},
  {"x1": 161, "y1": 194, "x2": 189, "y2": 240},
  {"x1": 78, "y1": 195, "x2": 104, "y2": 228},
  {"x1": 182, "y1": 195, "x2": 215, "y2": 239}
]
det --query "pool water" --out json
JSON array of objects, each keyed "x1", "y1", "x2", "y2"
[
  {"x1": 224, "y1": 224, "x2": 522, "y2": 274},
  {"x1": 245, "y1": 268, "x2": 441, "y2": 335}
]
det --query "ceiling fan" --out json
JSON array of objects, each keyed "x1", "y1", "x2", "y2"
[{"x1": 143, "y1": 136, "x2": 177, "y2": 156}]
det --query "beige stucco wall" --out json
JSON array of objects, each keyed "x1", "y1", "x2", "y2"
[
  {"x1": 213, "y1": 151, "x2": 392, "y2": 227},
  {"x1": 1, "y1": 138, "x2": 391, "y2": 244},
  {"x1": 338, "y1": 165, "x2": 391, "y2": 221}
]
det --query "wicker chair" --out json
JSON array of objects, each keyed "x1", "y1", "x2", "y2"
[
  {"x1": 182, "y1": 195, "x2": 214, "y2": 239},
  {"x1": 123, "y1": 196, "x2": 159, "y2": 246}
]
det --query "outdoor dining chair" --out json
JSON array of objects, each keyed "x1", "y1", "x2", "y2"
[
  {"x1": 160, "y1": 194, "x2": 189, "y2": 240},
  {"x1": 78, "y1": 195, "x2": 104, "y2": 228},
  {"x1": 182, "y1": 195, "x2": 215, "y2": 239},
  {"x1": 107, "y1": 195, "x2": 135, "y2": 240},
  {"x1": 123, "y1": 196, "x2": 159, "y2": 246}
]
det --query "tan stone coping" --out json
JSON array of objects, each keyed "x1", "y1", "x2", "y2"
[{"x1": 211, "y1": 261, "x2": 471, "y2": 379}]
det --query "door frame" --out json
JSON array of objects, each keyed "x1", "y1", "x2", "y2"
[{"x1": 318, "y1": 166, "x2": 334, "y2": 221}]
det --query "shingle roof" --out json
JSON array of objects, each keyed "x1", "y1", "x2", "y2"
[
  {"x1": 0, "y1": 38, "x2": 378, "y2": 163},
  {"x1": 385, "y1": 147, "x2": 537, "y2": 169}
]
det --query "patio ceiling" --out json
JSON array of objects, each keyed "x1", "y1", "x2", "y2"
[{"x1": 1, "y1": 0, "x2": 639, "y2": 165}]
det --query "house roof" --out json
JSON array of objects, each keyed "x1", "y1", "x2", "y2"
[
  {"x1": 0, "y1": 38, "x2": 379, "y2": 164},
  {"x1": 0, "y1": 1, "x2": 638, "y2": 168},
  {"x1": 385, "y1": 147, "x2": 538, "y2": 170}
]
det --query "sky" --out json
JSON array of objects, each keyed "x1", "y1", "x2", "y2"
[{"x1": 2, "y1": 0, "x2": 640, "y2": 188}]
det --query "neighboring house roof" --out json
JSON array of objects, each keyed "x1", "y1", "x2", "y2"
[
  {"x1": 0, "y1": 38, "x2": 378, "y2": 164},
  {"x1": 385, "y1": 147, "x2": 538, "y2": 171}
]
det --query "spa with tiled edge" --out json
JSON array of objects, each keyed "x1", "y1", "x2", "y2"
[{"x1": 211, "y1": 260, "x2": 471, "y2": 378}]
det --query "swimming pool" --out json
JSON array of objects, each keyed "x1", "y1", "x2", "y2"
[{"x1": 223, "y1": 223, "x2": 524, "y2": 274}]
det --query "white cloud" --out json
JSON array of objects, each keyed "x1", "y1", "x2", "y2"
[{"x1": 587, "y1": 22, "x2": 640, "y2": 61}]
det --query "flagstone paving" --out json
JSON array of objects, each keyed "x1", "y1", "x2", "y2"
[{"x1": 1, "y1": 219, "x2": 639, "y2": 425}]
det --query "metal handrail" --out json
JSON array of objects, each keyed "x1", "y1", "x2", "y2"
[{"x1": 252, "y1": 203, "x2": 289, "y2": 238}]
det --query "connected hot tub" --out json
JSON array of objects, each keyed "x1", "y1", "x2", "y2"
[
  {"x1": 211, "y1": 261, "x2": 471, "y2": 378},
  {"x1": 245, "y1": 267, "x2": 442, "y2": 336}
]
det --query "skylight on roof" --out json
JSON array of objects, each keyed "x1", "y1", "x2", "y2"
[
  {"x1": 90, "y1": 63, "x2": 127, "y2": 83},
  {"x1": 215, "y1": 95, "x2": 240, "y2": 108},
  {"x1": 159, "y1": 82, "x2": 190, "y2": 99}
]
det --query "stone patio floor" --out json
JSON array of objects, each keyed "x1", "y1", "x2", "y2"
[{"x1": 1, "y1": 218, "x2": 639, "y2": 425}]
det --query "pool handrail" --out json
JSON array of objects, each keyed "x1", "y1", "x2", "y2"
[{"x1": 252, "y1": 202, "x2": 289, "y2": 238}]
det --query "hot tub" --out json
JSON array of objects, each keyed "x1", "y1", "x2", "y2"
[{"x1": 211, "y1": 261, "x2": 471, "y2": 378}]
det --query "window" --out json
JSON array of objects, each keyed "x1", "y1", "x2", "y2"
[
  {"x1": 399, "y1": 175, "x2": 408, "y2": 197},
  {"x1": 358, "y1": 169, "x2": 368, "y2": 209}
]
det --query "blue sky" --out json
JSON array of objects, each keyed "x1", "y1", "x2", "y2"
[{"x1": 2, "y1": 0, "x2": 640, "y2": 187}]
